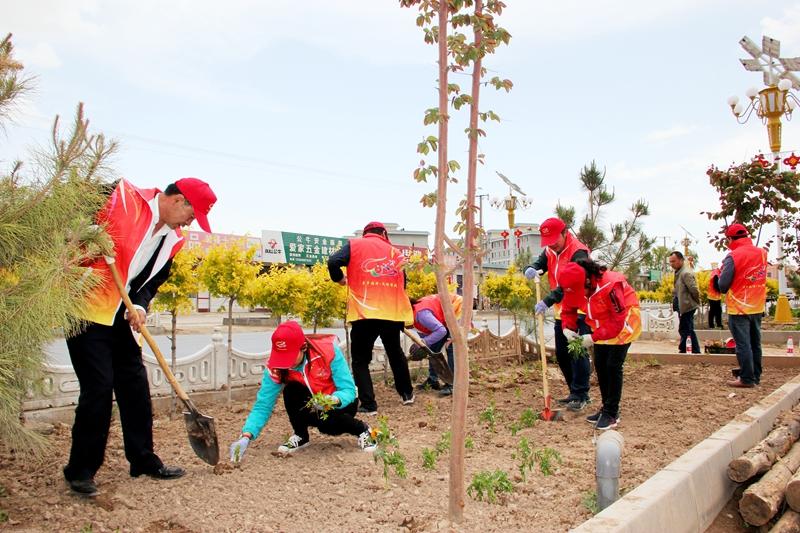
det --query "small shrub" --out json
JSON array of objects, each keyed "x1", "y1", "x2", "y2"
[
  {"x1": 468, "y1": 470, "x2": 514, "y2": 503},
  {"x1": 436, "y1": 430, "x2": 452, "y2": 455},
  {"x1": 509, "y1": 422, "x2": 521, "y2": 436},
  {"x1": 582, "y1": 490, "x2": 599, "y2": 515},
  {"x1": 567, "y1": 336, "x2": 585, "y2": 358},
  {"x1": 534, "y1": 447, "x2": 562, "y2": 476},
  {"x1": 465, "y1": 435, "x2": 474, "y2": 450},
  {"x1": 0, "y1": 511, "x2": 7, "y2": 523},
  {"x1": 372, "y1": 416, "x2": 407, "y2": 481},
  {"x1": 479, "y1": 401, "x2": 498, "y2": 433},
  {"x1": 520, "y1": 408, "x2": 539, "y2": 428},
  {"x1": 304, "y1": 392, "x2": 337, "y2": 421},
  {"x1": 421, "y1": 447, "x2": 437, "y2": 470},
  {"x1": 514, "y1": 437, "x2": 535, "y2": 481}
]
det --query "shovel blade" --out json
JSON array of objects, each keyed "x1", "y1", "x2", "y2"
[
  {"x1": 183, "y1": 410, "x2": 220, "y2": 465},
  {"x1": 540, "y1": 395, "x2": 564, "y2": 422},
  {"x1": 429, "y1": 353, "x2": 454, "y2": 385}
]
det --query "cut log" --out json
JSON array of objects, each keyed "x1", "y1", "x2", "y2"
[
  {"x1": 739, "y1": 443, "x2": 800, "y2": 526},
  {"x1": 769, "y1": 509, "x2": 800, "y2": 533},
  {"x1": 786, "y1": 468, "x2": 800, "y2": 511},
  {"x1": 729, "y1": 416, "x2": 800, "y2": 483}
]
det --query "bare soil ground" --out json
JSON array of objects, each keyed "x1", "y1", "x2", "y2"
[{"x1": 0, "y1": 360, "x2": 793, "y2": 533}]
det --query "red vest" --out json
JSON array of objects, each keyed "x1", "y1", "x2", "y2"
[
  {"x1": 586, "y1": 271, "x2": 641, "y2": 345},
  {"x1": 412, "y1": 294, "x2": 462, "y2": 335},
  {"x1": 546, "y1": 232, "x2": 589, "y2": 318},
  {"x1": 346, "y1": 234, "x2": 413, "y2": 324},
  {"x1": 268, "y1": 334, "x2": 337, "y2": 395},
  {"x1": 83, "y1": 179, "x2": 185, "y2": 325},
  {"x1": 726, "y1": 238, "x2": 767, "y2": 315}
]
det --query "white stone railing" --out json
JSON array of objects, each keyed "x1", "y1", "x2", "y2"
[{"x1": 23, "y1": 326, "x2": 529, "y2": 413}]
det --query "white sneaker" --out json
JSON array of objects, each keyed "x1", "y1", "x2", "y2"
[
  {"x1": 277, "y1": 434, "x2": 309, "y2": 454},
  {"x1": 401, "y1": 393, "x2": 415, "y2": 405},
  {"x1": 357, "y1": 430, "x2": 377, "y2": 453}
]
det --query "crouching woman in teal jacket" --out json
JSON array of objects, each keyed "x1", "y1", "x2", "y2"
[{"x1": 229, "y1": 321, "x2": 377, "y2": 463}]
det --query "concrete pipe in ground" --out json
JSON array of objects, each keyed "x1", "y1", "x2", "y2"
[{"x1": 596, "y1": 429, "x2": 624, "y2": 511}]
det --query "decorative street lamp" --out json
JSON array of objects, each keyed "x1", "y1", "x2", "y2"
[
  {"x1": 727, "y1": 35, "x2": 800, "y2": 324},
  {"x1": 490, "y1": 171, "x2": 532, "y2": 266}
]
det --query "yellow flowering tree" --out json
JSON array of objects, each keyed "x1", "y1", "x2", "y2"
[
  {"x1": 197, "y1": 242, "x2": 261, "y2": 401},
  {"x1": 245, "y1": 265, "x2": 311, "y2": 325},
  {"x1": 480, "y1": 266, "x2": 534, "y2": 330},
  {"x1": 405, "y1": 252, "x2": 438, "y2": 300},
  {"x1": 299, "y1": 263, "x2": 347, "y2": 332}
]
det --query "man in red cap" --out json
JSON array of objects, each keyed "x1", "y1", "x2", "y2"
[
  {"x1": 327, "y1": 221, "x2": 415, "y2": 414},
  {"x1": 558, "y1": 259, "x2": 641, "y2": 430},
  {"x1": 714, "y1": 223, "x2": 768, "y2": 388},
  {"x1": 63, "y1": 177, "x2": 217, "y2": 497},
  {"x1": 524, "y1": 217, "x2": 592, "y2": 411},
  {"x1": 228, "y1": 321, "x2": 377, "y2": 461}
]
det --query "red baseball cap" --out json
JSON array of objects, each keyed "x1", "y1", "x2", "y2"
[
  {"x1": 557, "y1": 262, "x2": 588, "y2": 309},
  {"x1": 363, "y1": 221, "x2": 386, "y2": 234},
  {"x1": 268, "y1": 321, "x2": 306, "y2": 368},
  {"x1": 724, "y1": 223, "x2": 749, "y2": 239},
  {"x1": 175, "y1": 177, "x2": 216, "y2": 233},
  {"x1": 539, "y1": 217, "x2": 566, "y2": 247}
]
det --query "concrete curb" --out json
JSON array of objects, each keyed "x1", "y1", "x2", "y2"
[{"x1": 572, "y1": 373, "x2": 800, "y2": 533}]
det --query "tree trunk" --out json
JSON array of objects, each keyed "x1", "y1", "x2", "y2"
[
  {"x1": 227, "y1": 297, "x2": 233, "y2": 404},
  {"x1": 170, "y1": 311, "x2": 177, "y2": 418},
  {"x1": 785, "y1": 467, "x2": 800, "y2": 511},
  {"x1": 313, "y1": 318, "x2": 318, "y2": 334},
  {"x1": 769, "y1": 509, "x2": 800, "y2": 533},
  {"x1": 343, "y1": 312, "x2": 351, "y2": 366},
  {"x1": 729, "y1": 416, "x2": 800, "y2": 482},
  {"x1": 447, "y1": 0, "x2": 481, "y2": 525},
  {"x1": 739, "y1": 443, "x2": 800, "y2": 526}
]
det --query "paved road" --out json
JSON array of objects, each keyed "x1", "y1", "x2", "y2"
[{"x1": 45, "y1": 317, "x2": 543, "y2": 366}]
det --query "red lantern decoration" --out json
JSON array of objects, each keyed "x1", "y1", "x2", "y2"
[
  {"x1": 784, "y1": 152, "x2": 800, "y2": 170},
  {"x1": 513, "y1": 228, "x2": 523, "y2": 249},
  {"x1": 500, "y1": 229, "x2": 509, "y2": 249}
]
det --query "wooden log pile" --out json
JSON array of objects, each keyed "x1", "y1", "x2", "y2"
[{"x1": 727, "y1": 409, "x2": 800, "y2": 529}]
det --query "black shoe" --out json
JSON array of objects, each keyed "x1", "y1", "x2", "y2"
[
  {"x1": 401, "y1": 392, "x2": 415, "y2": 405},
  {"x1": 731, "y1": 368, "x2": 741, "y2": 378},
  {"x1": 566, "y1": 399, "x2": 588, "y2": 412},
  {"x1": 67, "y1": 479, "x2": 99, "y2": 497},
  {"x1": 585, "y1": 410, "x2": 602, "y2": 424},
  {"x1": 416, "y1": 379, "x2": 442, "y2": 391},
  {"x1": 131, "y1": 465, "x2": 186, "y2": 479},
  {"x1": 438, "y1": 385, "x2": 453, "y2": 397},
  {"x1": 357, "y1": 406, "x2": 378, "y2": 416},
  {"x1": 594, "y1": 413, "x2": 618, "y2": 431},
  {"x1": 555, "y1": 395, "x2": 574, "y2": 405}
]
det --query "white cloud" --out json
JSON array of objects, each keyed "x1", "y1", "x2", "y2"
[
  {"x1": 644, "y1": 124, "x2": 698, "y2": 143},
  {"x1": 761, "y1": 5, "x2": 800, "y2": 51},
  {"x1": 16, "y1": 42, "x2": 62, "y2": 69}
]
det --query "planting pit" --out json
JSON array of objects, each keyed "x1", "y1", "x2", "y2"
[{"x1": 1, "y1": 359, "x2": 793, "y2": 532}]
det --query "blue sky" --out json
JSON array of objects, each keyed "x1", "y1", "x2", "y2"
[{"x1": 3, "y1": 1, "x2": 800, "y2": 268}]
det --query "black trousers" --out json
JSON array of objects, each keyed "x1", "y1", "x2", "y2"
[
  {"x1": 594, "y1": 343, "x2": 630, "y2": 419},
  {"x1": 553, "y1": 319, "x2": 591, "y2": 400},
  {"x1": 63, "y1": 313, "x2": 162, "y2": 481},
  {"x1": 283, "y1": 382, "x2": 367, "y2": 441},
  {"x1": 708, "y1": 300, "x2": 723, "y2": 328},
  {"x1": 678, "y1": 309, "x2": 700, "y2": 353},
  {"x1": 350, "y1": 319, "x2": 412, "y2": 411}
]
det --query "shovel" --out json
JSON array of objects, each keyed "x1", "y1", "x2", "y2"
[
  {"x1": 105, "y1": 256, "x2": 220, "y2": 465},
  {"x1": 534, "y1": 276, "x2": 563, "y2": 422},
  {"x1": 402, "y1": 329, "x2": 454, "y2": 386}
]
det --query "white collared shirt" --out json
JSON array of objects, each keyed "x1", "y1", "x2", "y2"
[{"x1": 127, "y1": 194, "x2": 171, "y2": 288}]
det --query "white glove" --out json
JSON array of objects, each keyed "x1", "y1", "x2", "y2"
[
  {"x1": 230, "y1": 436, "x2": 250, "y2": 463},
  {"x1": 524, "y1": 267, "x2": 541, "y2": 281},
  {"x1": 563, "y1": 329, "x2": 580, "y2": 341},
  {"x1": 581, "y1": 334, "x2": 594, "y2": 348}
]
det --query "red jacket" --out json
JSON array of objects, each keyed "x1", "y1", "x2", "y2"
[
  {"x1": 545, "y1": 232, "x2": 589, "y2": 318},
  {"x1": 562, "y1": 271, "x2": 641, "y2": 345}
]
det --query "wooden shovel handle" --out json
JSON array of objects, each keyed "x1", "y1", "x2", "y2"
[
  {"x1": 534, "y1": 278, "x2": 550, "y2": 399},
  {"x1": 104, "y1": 256, "x2": 191, "y2": 403}
]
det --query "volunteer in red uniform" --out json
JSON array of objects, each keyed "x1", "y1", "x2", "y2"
[
  {"x1": 707, "y1": 266, "x2": 724, "y2": 329},
  {"x1": 715, "y1": 224, "x2": 768, "y2": 388},
  {"x1": 410, "y1": 293, "x2": 462, "y2": 396},
  {"x1": 64, "y1": 178, "x2": 217, "y2": 496},
  {"x1": 524, "y1": 217, "x2": 592, "y2": 411},
  {"x1": 558, "y1": 259, "x2": 641, "y2": 431},
  {"x1": 327, "y1": 222, "x2": 415, "y2": 414},
  {"x1": 229, "y1": 321, "x2": 377, "y2": 461}
]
